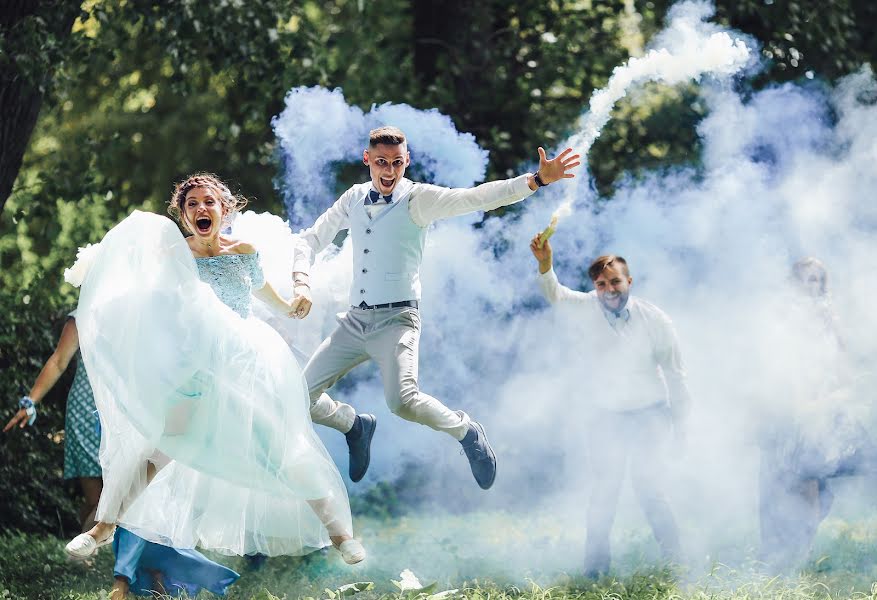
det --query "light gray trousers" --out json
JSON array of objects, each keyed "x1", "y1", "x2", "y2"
[
  {"x1": 303, "y1": 307, "x2": 470, "y2": 440},
  {"x1": 584, "y1": 404, "x2": 680, "y2": 575}
]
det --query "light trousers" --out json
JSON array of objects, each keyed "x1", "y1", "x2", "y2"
[
  {"x1": 304, "y1": 307, "x2": 470, "y2": 440},
  {"x1": 584, "y1": 404, "x2": 680, "y2": 575}
]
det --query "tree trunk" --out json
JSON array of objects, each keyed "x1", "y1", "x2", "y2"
[
  {"x1": 412, "y1": 0, "x2": 456, "y2": 86},
  {"x1": 411, "y1": 0, "x2": 497, "y2": 125},
  {"x1": 0, "y1": 1, "x2": 80, "y2": 214}
]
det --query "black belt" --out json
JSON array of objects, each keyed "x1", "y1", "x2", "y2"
[{"x1": 356, "y1": 300, "x2": 418, "y2": 310}]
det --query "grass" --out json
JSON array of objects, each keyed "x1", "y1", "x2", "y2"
[{"x1": 3, "y1": 512, "x2": 877, "y2": 600}]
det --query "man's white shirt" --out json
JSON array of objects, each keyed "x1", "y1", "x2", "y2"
[
  {"x1": 292, "y1": 174, "x2": 535, "y2": 272},
  {"x1": 538, "y1": 267, "x2": 691, "y2": 415}
]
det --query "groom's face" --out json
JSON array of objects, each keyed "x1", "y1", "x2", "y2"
[{"x1": 363, "y1": 143, "x2": 409, "y2": 196}]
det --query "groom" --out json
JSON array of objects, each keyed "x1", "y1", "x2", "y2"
[{"x1": 291, "y1": 126, "x2": 579, "y2": 488}]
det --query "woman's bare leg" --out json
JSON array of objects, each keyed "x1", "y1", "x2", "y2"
[
  {"x1": 81, "y1": 459, "x2": 164, "y2": 542},
  {"x1": 110, "y1": 576, "x2": 130, "y2": 600},
  {"x1": 78, "y1": 477, "x2": 103, "y2": 532},
  {"x1": 307, "y1": 498, "x2": 352, "y2": 547}
]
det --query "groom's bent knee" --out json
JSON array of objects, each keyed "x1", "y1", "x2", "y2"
[{"x1": 388, "y1": 386, "x2": 420, "y2": 422}]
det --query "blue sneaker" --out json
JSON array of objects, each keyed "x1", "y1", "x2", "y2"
[
  {"x1": 345, "y1": 414, "x2": 376, "y2": 482},
  {"x1": 460, "y1": 421, "x2": 496, "y2": 489}
]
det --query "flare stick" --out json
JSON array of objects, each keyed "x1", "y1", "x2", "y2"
[{"x1": 538, "y1": 215, "x2": 558, "y2": 246}]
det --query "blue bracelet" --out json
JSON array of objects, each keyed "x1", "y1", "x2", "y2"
[{"x1": 18, "y1": 396, "x2": 37, "y2": 426}]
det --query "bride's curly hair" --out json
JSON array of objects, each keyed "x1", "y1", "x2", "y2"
[{"x1": 168, "y1": 173, "x2": 248, "y2": 233}]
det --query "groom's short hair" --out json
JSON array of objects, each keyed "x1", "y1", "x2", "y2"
[{"x1": 369, "y1": 126, "x2": 406, "y2": 147}]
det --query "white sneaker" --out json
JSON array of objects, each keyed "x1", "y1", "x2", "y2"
[
  {"x1": 65, "y1": 531, "x2": 115, "y2": 560},
  {"x1": 337, "y1": 539, "x2": 366, "y2": 564}
]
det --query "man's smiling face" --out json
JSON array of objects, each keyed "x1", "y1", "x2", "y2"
[{"x1": 363, "y1": 142, "x2": 410, "y2": 196}]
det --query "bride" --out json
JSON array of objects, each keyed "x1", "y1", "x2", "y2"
[{"x1": 64, "y1": 173, "x2": 365, "y2": 564}]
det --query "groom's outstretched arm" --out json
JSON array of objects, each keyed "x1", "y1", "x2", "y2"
[{"x1": 409, "y1": 147, "x2": 580, "y2": 226}]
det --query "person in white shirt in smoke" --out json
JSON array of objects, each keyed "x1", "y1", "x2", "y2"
[
  {"x1": 757, "y1": 257, "x2": 870, "y2": 571},
  {"x1": 530, "y1": 235, "x2": 692, "y2": 577},
  {"x1": 289, "y1": 126, "x2": 580, "y2": 490}
]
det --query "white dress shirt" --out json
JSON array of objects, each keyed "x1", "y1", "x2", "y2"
[
  {"x1": 539, "y1": 267, "x2": 692, "y2": 415},
  {"x1": 292, "y1": 174, "x2": 535, "y2": 272}
]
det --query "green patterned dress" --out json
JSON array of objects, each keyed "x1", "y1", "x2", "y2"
[{"x1": 63, "y1": 313, "x2": 102, "y2": 479}]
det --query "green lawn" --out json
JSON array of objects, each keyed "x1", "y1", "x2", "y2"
[{"x1": 3, "y1": 512, "x2": 877, "y2": 600}]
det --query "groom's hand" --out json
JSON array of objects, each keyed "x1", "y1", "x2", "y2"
[
  {"x1": 536, "y1": 147, "x2": 581, "y2": 184},
  {"x1": 290, "y1": 284, "x2": 312, "y2": 319}
]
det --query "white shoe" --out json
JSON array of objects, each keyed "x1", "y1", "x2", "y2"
[
  {"x1": 336, "y1": 539, "x2": 366, "y2": 564},
  {"x1": 65, "y1": 531, "x2": 115, "y2": 560}
]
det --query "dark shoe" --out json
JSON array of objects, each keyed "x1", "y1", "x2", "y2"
[
  {"x1": 460, "y1": 421, "x2": 496, "y2": 489},
  {"x1": 346, "y1": 414, "x2": 376, "y2": 482}
]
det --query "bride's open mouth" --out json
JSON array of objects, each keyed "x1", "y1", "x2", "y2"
[{"x1": 196, "y1": 217, "x2": 212, "y2": 233}]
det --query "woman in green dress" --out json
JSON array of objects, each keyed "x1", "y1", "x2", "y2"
[
  {"x1": 5, "y1": 312, "x2": 241, "y2": 598},
  {"x1": 4, "y1": 312, "x2": 102, "y2": 532}
]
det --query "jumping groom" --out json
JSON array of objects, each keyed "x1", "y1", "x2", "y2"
[{"x1": 293, "y1": 126, "x2": 580, "y2": 488}]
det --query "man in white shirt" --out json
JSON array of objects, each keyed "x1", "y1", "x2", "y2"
[
  {"x1": 290, "y1": 126, "x2": 580, "y2": 489},
  {"x1": 529, "y1": 235, "x2": 691, "y2": 576}
]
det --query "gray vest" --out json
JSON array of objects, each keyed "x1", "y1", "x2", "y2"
[{"x1": 349, "y1": 186, "x2": 428, "y2": 306}]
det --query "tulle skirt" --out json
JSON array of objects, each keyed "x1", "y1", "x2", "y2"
[{"x1": 75, "y1": 211, "x2": 351, "y2": 556}]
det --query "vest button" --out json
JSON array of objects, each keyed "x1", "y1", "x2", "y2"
[
  {"x1": 362, "y1": 269, "x2": 367, "y2": 273},
  {"x1": 360, "y1": 289, "x2": 365, "y2": 294},
  {"x1": 364, "y1": 249, "x2": 370, "y2": 254},
  {"x1": 366, "y1": 228, "x2": 372, "y2": 234}
]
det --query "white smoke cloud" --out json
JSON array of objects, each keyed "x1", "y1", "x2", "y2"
[{"x1": 273, "y1": 87, "x2": 487, "y2": 228}]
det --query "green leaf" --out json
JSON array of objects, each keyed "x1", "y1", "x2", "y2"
[
  {"x1": 427, "y1": 590, "x2": 460, "y2": 600},
  {"x1": 336, "y1": 581, "x2": 375, "y2": 596}
]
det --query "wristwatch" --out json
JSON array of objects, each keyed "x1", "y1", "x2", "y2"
[
  {"x1": 534, "y1": 171, "x2": 549, "y2": 187},
  {"x1": 18, "y1": 396, "x2": 37, "y2": 426}
]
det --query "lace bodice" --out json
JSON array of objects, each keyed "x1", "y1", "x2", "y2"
[{"x1": 194, "y1": 252, "x2": 265, "y2": 318}]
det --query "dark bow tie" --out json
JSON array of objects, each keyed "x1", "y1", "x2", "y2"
[
  {"x1": 366, "y1": 190, "x2": 393, "y2": 205},
  {"x1": 608, "y1": 308, "x2": 630, "y2": 323}
]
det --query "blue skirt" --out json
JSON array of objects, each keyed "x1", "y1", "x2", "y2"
[{"x1": 113, "y1": 528, "x2": 239, "y2": 597}]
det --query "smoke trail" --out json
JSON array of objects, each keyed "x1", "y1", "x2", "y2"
[
  {"x1": 272, "y1": 87, "x2": 488, "y2": 228},
  {"x1": 545, "y1": 0, "x2": 752, "y2": 232}
]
